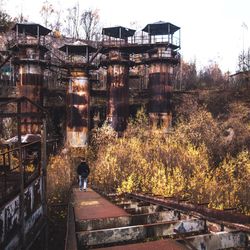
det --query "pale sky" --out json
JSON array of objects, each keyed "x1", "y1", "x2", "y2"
[{"x1": 4, "y1": 0, "x2": 250, "y2": 73}]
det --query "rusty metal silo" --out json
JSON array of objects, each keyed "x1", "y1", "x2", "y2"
[
  {"x1": 148, "y1": 62, "x2": 173, "y2": 129},
  {"x1": 18, "y1": 63, "x2": 44, "y2": 134},
  {"x1": 102, "y1": 26, "x2": 135, "y2": 132},
  {"x1": 142, "y1": 22, "x2": 181, "y2": 130},
  {"x1": 10, "y1": 23, "x2": 51, "y2": 134},
  {"x1": 59, "y1": 43, "x2": 96, "y2": 147}
]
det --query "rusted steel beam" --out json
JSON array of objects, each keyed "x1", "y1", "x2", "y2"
[
  {"x1": 76, "y1": 219, "x2": 206, "y2": 247},
  {"x1": 89, "y1": 46, "x2": 103, "y2": 64},
  {"x1": 174, "y1": 229, "x2": 197, "y2": 250},
  {"x1": 177, "y1": 231, "x2": 248, "y2": 250},
  {"x1": 41, "y1": 116, "x2": 48, "y2": 249},
  {"x1": 128, "y1": 193, "x2": 250, "y2": 227},
  {"x1": 0, "y1": 141, "x2": 41, "y2": 156},
  {"x1": 17, "y1": 101, "x2": 25, "y2": 247},
  {"x1": 0, "y1": 112, "x2": 44, "y2": 118},
  {"x1": 76, "y1": 211, "x2": 181, "y2": 231},
  {"x1": 0, "y1": 54, "x2": 12, "y2": 69},
  {"x1": 0, "y1": 96, "x2": 46, "y2": 110}
]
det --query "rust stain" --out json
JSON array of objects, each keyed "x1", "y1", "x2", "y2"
[
  {"x1": 79, "y1": 201, "x2": 100, "y2": 206},
  {"x1": 107, "y1": 64, "x2": 129, "y2": 132},
  {"x1": 67, "y1": 69, "x2": 90, "y2": 147},
  {"x1": 148, "y1": 63, "x2": 173, "y2": 129},
  {"x1": 17, "y1": 64, "x2": 43, "y2": 134}
]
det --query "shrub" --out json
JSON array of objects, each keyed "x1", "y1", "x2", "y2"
[{"x1": 90, "y1": 109, "x2": 250, "y2": 213}]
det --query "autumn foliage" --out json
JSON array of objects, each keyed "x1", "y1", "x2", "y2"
[{"x1": 90, "y1": 108, "x2": 250, "y2": 214}]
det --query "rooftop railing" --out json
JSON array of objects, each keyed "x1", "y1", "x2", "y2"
[
  {"x1": 102, "y1": 33, "x2": 180, "y2": 48},
  {"x1": 8, "y1": 37, "x2": 46, "y2": 50}
]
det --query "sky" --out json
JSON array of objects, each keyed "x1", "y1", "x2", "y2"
[{"x1": 4, "y1": 0, "x2": 250, "y2": 73}]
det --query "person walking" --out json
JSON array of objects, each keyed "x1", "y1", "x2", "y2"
[{"x1": 77, "y1": 158, "x2": 90, "y2": 191}]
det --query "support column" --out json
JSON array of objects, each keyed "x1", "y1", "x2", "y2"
[
  {"x1": 17, "y1": 101, "x2": 25, "y2": 248},
  {"x1": 67, "y1": 69, "x2": 90, "y2": 147},
  {"x1": 148, "y1": 62, "x2": 173, "y2": 130},
  {"x1": 17, "y1": 62, "x2": 43, "y2": 134},
  {"x1": 107, "y1": 63, "x2": 129, "y2": 132}
]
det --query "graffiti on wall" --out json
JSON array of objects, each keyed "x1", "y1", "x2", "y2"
[{"x1": 0, "y1": 176, "x2": 43, "y2": 248}]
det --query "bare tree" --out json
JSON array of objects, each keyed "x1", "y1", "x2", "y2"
[
  {"x1": 13, "y1": 13, "x2": 28, "y2": 23},
  {"x1": 238, "y1": 48, "x2": 250, "y2": 72},
  {"x1": 80, "y1": 8, "x2": 100, "y2": 41},
  {"x1": 64, "y1": 3, "x2": 80, "y2": 40},
  {"x1": 179, "y1": 60, "x2": 198, "y2": 90},
  {"x1": 40, "y1": 0, "x2": 54, "y2": 28},
  {"x1": 0, "y1": 0, "x2": 12, "y2": 30},
  {"x1": 0, "y1": 10, "x2": 11, "y2": 28},
  {"x1": 51, "y1": 8, "x2": 63, "y2": 32},
  {"x1": 199, "y1": 61, "x2": 225, "y2": 88}
]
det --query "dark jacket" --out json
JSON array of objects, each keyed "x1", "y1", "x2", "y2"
[{"x1": 77, "y1": 162, "x2": 90, "y2": 178}]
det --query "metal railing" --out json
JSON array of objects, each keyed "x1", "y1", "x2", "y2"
[
  {"x1": 102, "y1": 34, "x2": 180, "y2": 48},
  {"x1": 0, "y1": 138, "x2": 59, "y2": 205},
  {"x1": 7, "y1": 36, "x2": 46, "y2": 48}
]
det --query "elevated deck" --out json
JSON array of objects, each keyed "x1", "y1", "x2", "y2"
[
  {"x1": 66, "y1": 188, "x2": 249, "y2": 250},
  {"x1": 73, "y1": 188, "x2": 128, "y2": 220},
  {"x1": 66, "y1": 187, "x2": 190, "y2": 249}
]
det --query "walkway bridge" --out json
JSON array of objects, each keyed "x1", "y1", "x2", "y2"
[{"x1": 65, "y1": 187, "x2": 250, "y2": 250}]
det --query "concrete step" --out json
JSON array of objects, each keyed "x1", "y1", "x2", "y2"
[
  {"x1": 76, "y1": 210, "x2": 181, "y2": 231},
  {"x1": 76, "y1": 219, "x2": 206, "y2": 247}
]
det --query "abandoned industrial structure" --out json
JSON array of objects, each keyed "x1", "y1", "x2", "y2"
[
  {"x1": 1, "y1": 21, "x2": 249, "y2": 250},
  {"x1": 0, "y1": 21, "x2": 182, "y2": 249}
]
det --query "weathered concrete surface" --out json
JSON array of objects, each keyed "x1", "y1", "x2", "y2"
[
  {"x1": 177, "y1": 231, "x2": 248, "y2": 250},
  {"x1": 98, "y1": 239, "x2": 188, "y2": 250},
  {"x1": 76, "y1": 219, "x2": 205, "y2": 247},
  {"x1": 117, "y1": 200, "x2": 162, "y2": 214},
  {"x1": 126, "y1": 204, "x2": 161, "y2": 214},
  {"x1": 73, "y1": 188, "x2": 128, "y2": 221},
  {"x1": 76, "y1": 210, "x2": 181, "y2": 231},
  {"x1": 76, "y1": 215, "x2": 130, "y2": 232}
]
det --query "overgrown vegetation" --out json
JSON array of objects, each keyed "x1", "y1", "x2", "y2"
[
  {"x1": 89, "y1": 106, "x2": 250, "y2": 214},
  {"x1": 46, "y1": 147, "x2": 87, "y2": 250}
]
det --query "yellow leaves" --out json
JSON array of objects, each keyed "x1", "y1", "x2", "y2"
[
  {"x1": 25, "y1": 163, "x2": 35, "y2": 173},
  {"x1": 206, "y1": 150, "x2": 250, "y2": 211},
  {"x1": 47, "y1": 149, "x2": 73, "y2": 205},
  {"x1": 118, "y1": 174, "x2": 136, "y2": 194},
  {"x1": 151, "y1": 165, "x2": 168, "y2": 196},
  {"x1": 91, "y1": 119, "x2": 212, "y2": 199},
  {"x1": 90, "y1": 108, "x2": 250, "y2": 214}
]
